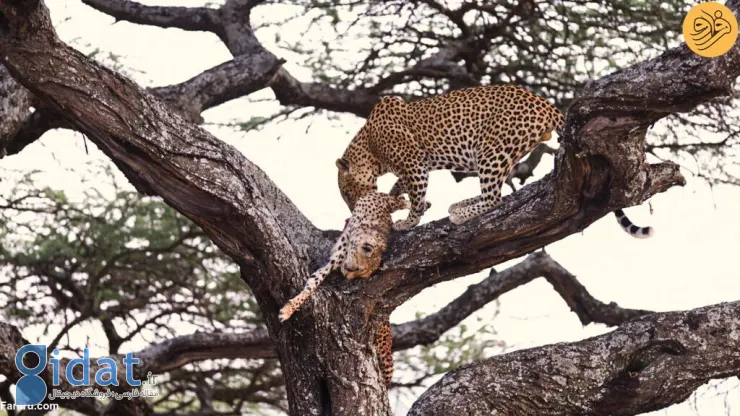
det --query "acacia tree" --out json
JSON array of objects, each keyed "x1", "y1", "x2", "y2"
[
  {"x1": 0, "y1": 163, "x2": 498, "y2": 415},
  {"x1": 0, "y1": 0, "x2": 739, "y2": 415}
]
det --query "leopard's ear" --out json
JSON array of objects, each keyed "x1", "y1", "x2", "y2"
[{"x1": 336, "y1": 158, "x2": 350, "y2": 172}]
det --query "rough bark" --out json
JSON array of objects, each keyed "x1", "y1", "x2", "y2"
[
  {"x1": 0, "y1": 64, "x2": 35, "y2": 153},
  {"x1": 0, "y1": 0, "x2": 739, "y2": 415},
  {"x1": 0, "y1": 50, "x2": 286, "y2": 155},
  {"x1": 409, "y1": 300, "x2": 740, "y2": 416},
  {"x1": 80, "y1": 0, "x2": 219, "y2": 32}
]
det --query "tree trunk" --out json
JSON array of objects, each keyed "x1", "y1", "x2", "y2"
[{"x1": 1, "y1": 0, "x2": 739, "y2": 414}]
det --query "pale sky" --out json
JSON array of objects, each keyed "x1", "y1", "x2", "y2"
[{"x1": 1, "y1": 1, "x2": 739, "y2": 415}]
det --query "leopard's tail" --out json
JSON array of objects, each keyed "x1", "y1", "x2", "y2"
[{"x1": 614, "y1": 209, "x2": 654, "y2": 239}]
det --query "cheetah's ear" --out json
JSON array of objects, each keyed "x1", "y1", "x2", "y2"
[{"x1": 336, "y1": 158, "x2": 350, "y2": 172}]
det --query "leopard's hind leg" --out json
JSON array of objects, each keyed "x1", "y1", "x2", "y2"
[
  {"x1": 374, "y1": 315, "x2": 394, "y2": 386},
  {"x1": 449, "y1": 139, "x2": 509, "y2": 225},
  {"x1": 448, "y1": 195, "x2": 483, "y2": 214}
]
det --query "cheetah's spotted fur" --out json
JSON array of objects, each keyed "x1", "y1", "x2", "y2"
[{"x1": 337, "y1": 84, "x2": 653, "y2": 237}]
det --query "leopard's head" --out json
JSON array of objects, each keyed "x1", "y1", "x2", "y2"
[
  {"x1": 341, "y1": 225, "x2": 388, "y2": 279},
  {"x1": 339, "y1": 193, "x2": 409, "y2": 279}
]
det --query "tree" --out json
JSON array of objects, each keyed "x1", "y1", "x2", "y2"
[
  {"x1": 0, "y1": 0, "x2": 738, "y2": 415},
  {"x1": 0, "y1": 163, "x2": 499, "y2": 414}
]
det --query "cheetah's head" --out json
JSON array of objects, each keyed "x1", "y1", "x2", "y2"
[
  {"x1": 341, "y1": 225, "x2": 388, "y2": 279},
  {"x1": 336, "y1": 158, "x2": 376, "y2": 211}
]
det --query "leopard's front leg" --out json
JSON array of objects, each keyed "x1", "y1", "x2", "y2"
[
  {"x1": 390, "y1": 178, "x2": 432, "y2": 211},
  {"x1": 389, "y1": 179, "x2": 405, "y2": 197},
  {"x1": 392, "y1": 168, "x2": 429, "y2": 231},
  {"x1": 278, "y1": 232, "x2": 348, "y2": 321}
]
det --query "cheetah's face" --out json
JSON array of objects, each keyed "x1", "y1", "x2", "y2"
[
  {"x1": 336, "y1": 158, "x2": 376, "y2": 210},
  {"x1": 341, "y1": 227, "x2": 387, "y2": 279}
]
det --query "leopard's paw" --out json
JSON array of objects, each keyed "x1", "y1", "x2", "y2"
[
  {"x1": 449, "y1": 209, "x2": 470, "y2": 225},
  {"x1": 393, "y1": 217, "x2": 420, "y2": 231},
  {"x1": 278, "y1": 305, "x2": 295, "y2": 322}
]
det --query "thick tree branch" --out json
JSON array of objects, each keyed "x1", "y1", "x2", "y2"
[
  {"x1": 0, "y1": 0, "x2": 319, "y2": 315},
  {"x1": 2, "y1": 52, "x2": 284, "y2": 155},
  {"x1": 0, "y1": 324, "x2": 274, "y2": 382},
  {"x1": 269, "y1": 68, "x2": 380, "y2": 118},
  {"x1": 409, "y1": 300, "x2": 740, "y2": 415},
  {"x1": 152, "y1": 52, "x2": 285, "y2": 124},
  {"x1": 81, "y1": 0, "x2": 219, "y2": 33},
  {"x1": 79, "y1": 0, "x2": 381, "y2": 119},
  {"x1": 136, "y1": 329, "x2": 274, "y2": 373},
  {"x1": 1, "y1": 1, "x2": 737, "y2": 414}
]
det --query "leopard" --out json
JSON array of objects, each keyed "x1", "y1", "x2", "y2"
[
  {"x1": 336, "y1": 84, "x2": 654, "y2": 238},
  {"x1": 278, "y1": 192, "x2": 418, "y2": 385}
]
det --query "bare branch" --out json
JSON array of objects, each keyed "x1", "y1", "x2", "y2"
[
  {"x1": 2, "y1": 52, "x2": 284, "y2": 155},
  {"x1": 153, "y1": 52, "x2": 285, "y2": 123},
  {"x1": 392, "y1": 252, "x2": 651, "y2": 350},
  {"x1": 81, "y1": 0, "x2": 220, "y2": 33},
  {"x1": 269, "y1": 68, "x2": 381, "y2": 118},
  {"x1": 409, "y1": 300, "x2": 740, "y2": 415}
]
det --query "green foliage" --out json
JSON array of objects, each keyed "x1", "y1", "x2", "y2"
[
  {"x1": 0, "y1": 163, "x2": 259, "y2": 343},
  {"x1": 0, "y1": 162, "x2": 282, "y2": 413}
]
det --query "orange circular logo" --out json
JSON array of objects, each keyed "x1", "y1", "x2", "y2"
[{"x1": 683, "y1": 2, "x2": 738, "y2": 57}]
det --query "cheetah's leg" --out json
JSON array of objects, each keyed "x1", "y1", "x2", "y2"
[
  {"x1": 392, "y1": 169, "x2": 430, "y2": 231},
  {"x1": 278, "y1": 233, "x2": 348, "y2": 321},
  {"x1": 449, "y1": 147, "x2": 508, "y2": 225},
  {"x1": 374, "y1": 315, "x2": 394, "y2": 386}
]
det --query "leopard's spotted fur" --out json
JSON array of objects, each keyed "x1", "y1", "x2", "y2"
[
  {"x1": 374, "y1": 315, "x2": 394, "y2": 385},
  {"x1": 336, "y1": 84, "x2": 653, "y2": 237},
  {"x1": 278, "y1": 192, "x2": 411, "y2": 385},
  {"x1": 279, "y1": 193, "x2": 409, "y2": 321}
]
